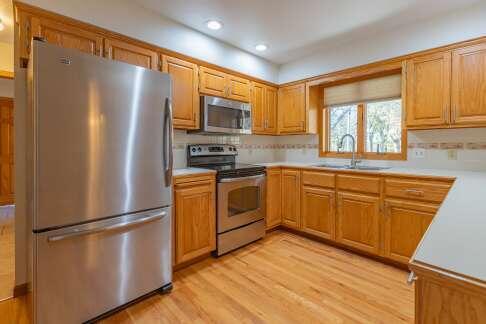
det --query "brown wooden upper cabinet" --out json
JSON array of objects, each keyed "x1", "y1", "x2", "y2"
[
  {"x1": 451, "y1": 43, "x2": 486, "y2": 126},
  {"x1": 104, "y1": 38, "x2": 158, "y2": 70},
  {"x1": 406, "y1": 52, "x2": 451, "y2": 128},
  {"x1": 251, "y1": 82, "x2": 278, "y2": 135},
  {"x1": 162, "y1": 55, "x2": 199, "y2": 130},
  {"x1": 278, "y1": 83, "x2": 307, "y2": 134},
  {"x1": 31, "y1": 16, "x2": 103, "y2": 56},
  {"x1": 199, "y1": 66, "x2": 250, "y2": 102},
  {"x1": 406, "y1": 40, "x2": 486, "y2": 129}
]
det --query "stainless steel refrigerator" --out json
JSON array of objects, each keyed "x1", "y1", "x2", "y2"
[{"x1": 27, "y1": 39, "x2": 173, "y2": 324}]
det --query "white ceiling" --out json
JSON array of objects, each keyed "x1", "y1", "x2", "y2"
[
  {"x1": 135, "y1": 0, "x2": 481, "y2": 64},
  {"x1": 0, "y1": 0, "x2": 13, "y2": 44}
]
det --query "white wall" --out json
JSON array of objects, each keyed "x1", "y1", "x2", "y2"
[
  {"x1": 21, "y1": 0, "x2": 279, "y2": 83},
  {"x1": 0, "y1": 42, "x2": 14, "y2": 72},
  {"x1": 0, "y1": 78, "x2": 13, "y2": 97},
  {"x1": 278, "y1": 1, "x2": 486, "y2": 83},
  {"x1": 0, "y1": 41, "x2": 14, "y2": 97},
  {"x1": 174, "y1": 128, "x2": 486, "y2": 172}
]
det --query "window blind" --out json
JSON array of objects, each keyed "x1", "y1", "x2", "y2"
[{"x1": 324, "y1": 74, "x2": 401, "y2": 107}]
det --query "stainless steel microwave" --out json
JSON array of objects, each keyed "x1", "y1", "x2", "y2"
[{"x1": 190, "y1": 95, "x2": 252, "y2": 135}]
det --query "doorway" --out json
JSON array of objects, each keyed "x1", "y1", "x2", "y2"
[{"x1": 0, "y1": 97, "x2": 14, "y2": 301}]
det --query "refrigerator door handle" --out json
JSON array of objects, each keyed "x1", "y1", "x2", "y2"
[
  {"x1": 47, "y1": 210, "x2": 167, "y2": 242},
  {"x1": 163, "y1": 97, "x2": 173, "y2": 186}
]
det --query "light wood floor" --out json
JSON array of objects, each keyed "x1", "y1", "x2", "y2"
[
  {"x1": 0, "y1": 230, "x2": 414, "y2": 324},
  {"x1": 102, "y1": 231, "x2": 414, "y2": 323},
  {"x1": 0, "y1": 205, "x2": 15, "y2": 301}
]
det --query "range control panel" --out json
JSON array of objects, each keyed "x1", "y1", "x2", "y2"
[{"x1": 187, "y1": 144, "x2": 238, "y2": 157}]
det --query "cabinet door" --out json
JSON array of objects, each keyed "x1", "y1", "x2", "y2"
[
  {"x1": 451, "y1": 43, "x2": 486, "y2": 126},
  {"x1": 265, "y1": 86, "x2": 278, "y2": 134},
  {"x1": 278, "y1": 83, "x2": 306, "y2": 133},
  {"x1": 104, "y1": 38, "x2": 158, "y2": 70},
  {"x1": 266, "y1": 168, "x2": 282, "y2": 229},
  {"x1": 162, "y1": 55, "x2": 199, "y2": 129},
  {"x1": 175, "y1": 180, "x2": 216, "y2": 265},
  {"x1": 199, "y1": 66, "x2": 228, "y2": 98},
  {"x1": 384, "y1": 199, "x2": 437, "y2": 264},
  {"x1": 251, "y1": 82, "x2": 266, "y2": 134},
  {"x1": 336, "y1": 192, "x2": 380, "y2": 254},
  {"x1": 302, "y1": 187, "x2": 335, "y2": 240},
  {"x1": 227, "y1": 75, "x2": 251, "y2": 102},
  {"x1": 281, "y1": 169, "x2": 301, "y2": 229},
  {"x1": 31, "y1": 16, "x2": 103, "y2": 56},
  {"x1": 0, "y1": 98, "x2": 14, "y2": 205},
  {"x1": 406, "y1": 52, "x2": 451, "y2": 127}
]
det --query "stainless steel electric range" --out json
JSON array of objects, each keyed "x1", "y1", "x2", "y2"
[{"x1": 187, "y1": 144, "x2": 266, "y2": 255}]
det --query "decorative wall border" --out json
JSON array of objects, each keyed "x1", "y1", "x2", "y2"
[
  {"x1": 408, "y1": 142, "x2": 486, "y2": 150},
  {"x1": 173, "y1": 142, "x2": 486, "y2": 150}
]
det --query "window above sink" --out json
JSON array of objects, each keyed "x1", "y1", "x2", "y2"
[{"x1": 319, "y1": 72, "x2": 406, "y2": 161}]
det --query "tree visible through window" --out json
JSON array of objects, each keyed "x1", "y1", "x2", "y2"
[
  {"x1": 329, "y1": 105, "x2": 357, "y2": 152},
  {"x1": 324, "y1": 98, "x2": 403, "y2": 159},
  {"x1": 365, "y1": 99, "x2": 402, "y2": 153}
]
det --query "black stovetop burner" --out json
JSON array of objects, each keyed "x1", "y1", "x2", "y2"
[{"x1": 187, "y1": 144, "x2": 265, "y2": 180}]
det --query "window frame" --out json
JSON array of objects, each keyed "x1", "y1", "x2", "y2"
[{"x1": 320, "y1": 99, "x2": 407, "y2": 161}]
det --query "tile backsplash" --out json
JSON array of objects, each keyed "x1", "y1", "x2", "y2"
[{"x1": 173, "y1": 128, "x2": 486, "y2": 171}]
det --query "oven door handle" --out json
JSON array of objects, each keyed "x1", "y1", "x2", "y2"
[{"x1": 219, "y1": 174, "x2": 265, "y2": 183}]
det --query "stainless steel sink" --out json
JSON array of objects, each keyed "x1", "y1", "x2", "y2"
[
  {"x1": 352, "y1": 165, "x2": 390, "y2": 171},
  {"x1": 315, "y1": 164, "x2": 389, "y2": 171},
  {"x1": 315, "y1": 164, "x2": 351, "y2": 169}
]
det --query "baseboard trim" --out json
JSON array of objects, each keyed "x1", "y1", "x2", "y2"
[
  {"x1": 13, "y1": 283, "x2": 28, "y2": 297},
  {"x1": 280, "y1": 226, "x2": 409, "y2": 271}
]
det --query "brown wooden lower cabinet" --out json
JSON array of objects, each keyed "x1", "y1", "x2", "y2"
[
  {"x1": 174, "y1": 174, "x2": 216, "y2": 265},
  {"x1": 383, "y1": 199, "x2": 438, "y2": 264},
  {"x1": 276, "y1": 170, "x2": 453, "y2": 266},
  {"x1": 281, "y1": 169, "x2": 301, "y2": 229},
  {"x1": 301, "y1": 186, "x2": 335, "y2": 240},
  {"x1": 265, "y1": 168, "x2": 282, "y2": 229},
  {"x1": 336, "y1": 192, "x2": 380, "y2": 255},
  {"x1": 411, "y1": 262, "x2": 486, "y2": 324}
]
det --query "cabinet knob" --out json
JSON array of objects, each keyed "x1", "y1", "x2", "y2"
[{"x1": 407, "y1": 271, "x2": 417, "y2": 285}]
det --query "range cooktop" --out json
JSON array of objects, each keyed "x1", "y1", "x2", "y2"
[{"x1": 187, "y1": 144, "x2": 265, "y2": 180}]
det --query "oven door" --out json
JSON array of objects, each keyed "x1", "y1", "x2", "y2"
[
  {"x1": 202, "y1": 95, "x2": 252, "y2": 134},
  {"x1": 217, "y1": 174, "x2": 265, "y2": 233}
]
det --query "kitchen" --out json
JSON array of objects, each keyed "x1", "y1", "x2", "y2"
[{"x1": 1, "y1": 0, "x2": 486, "y2": 323}]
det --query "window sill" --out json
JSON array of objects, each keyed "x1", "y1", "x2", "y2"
[{"x1": 319, "y1": 151, "x2": 406, "y2": 161}]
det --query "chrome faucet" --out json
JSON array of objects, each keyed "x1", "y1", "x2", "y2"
[{"x1": 338, "y1": 134, "x2": 360, "y2": 168}]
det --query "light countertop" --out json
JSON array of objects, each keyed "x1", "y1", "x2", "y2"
[
  {"x1": 173, "y1": 167, "x2": 216, "y2": 177},
  {"x1": 175, "y1": 162, "x2": 486, "y2": 283}
]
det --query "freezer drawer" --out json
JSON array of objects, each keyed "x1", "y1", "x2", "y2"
[{"x1": 33, "y1": 207, "x2": 172, "y2": 324}]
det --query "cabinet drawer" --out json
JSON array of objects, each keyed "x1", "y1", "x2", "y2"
[
  {"x1": 302, "y1": 171, "x2": 335, "y2": 188},
  {"x1": 337, "y1": 174, "x2": 380, "y2": 194},
  {"x1": 385, "y1": 178, "x2": 451, "y2": 203}
]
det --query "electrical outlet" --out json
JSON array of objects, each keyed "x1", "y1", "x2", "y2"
[
  {"x1": 447, "y1": 149, "x2": 458, "y2": 160},
  {"x1": 413, "y1": 148, "x2": 425, "y2": 159}
]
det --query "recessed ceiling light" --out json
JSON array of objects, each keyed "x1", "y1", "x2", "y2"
[
  {"x1": 206, "y1": 20, "x2": 222, "y2": 30},
  {"x1": 255, "y1": 44, "x2": 268, "y2": 52},
  {"x1": 0, "y1": 19, "x2": 4, "y2": 32}
]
